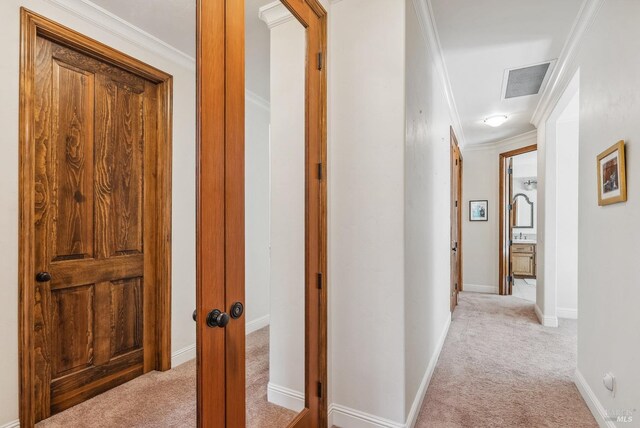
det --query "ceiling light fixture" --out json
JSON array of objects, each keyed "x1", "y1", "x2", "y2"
[{"x1": 484, "y1": 115, "x2": 508, "y2": 127}]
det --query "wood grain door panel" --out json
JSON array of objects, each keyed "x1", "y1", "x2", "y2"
[{"x1": 32, "y1": 36, "x2": 152, "y2": 421}]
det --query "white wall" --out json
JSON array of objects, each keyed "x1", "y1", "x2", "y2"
[
  {"x1": 245, "y1": 99, "x2": 271, "y2": 331},
  {"x1": 536, "y1": 0, "x2": 640, "y2": 422},
  {"x1": 267, "y1": 16, "x2": 306, "y2": 408},
  {"x1": 0, "y1": 1, "x2": 196, "y2": 425},
  {"x1": 555, "y1": 94, "x2": 579, "y2": 319},
  {"x1": 570, "y1": 0, "x2": 639, "y2": 421},
  {"x1": 461, "y1": 132, "x2": 537, "y2": 293},
  {"x1": 404, "y1": 0, "x2": 453, "y2": 420},
  {"x1": 329, "y1": 0, "x2": 407, "y2": 423}
]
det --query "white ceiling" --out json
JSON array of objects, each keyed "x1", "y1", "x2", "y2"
[
  {"x1": 91, "y1": 0, "x2": 196, "y2": 58},
  {"x1": 430, "y1": 0, "x2": 584, "y2": 146},
  {"x1": 91, "y1": 0, "x2": 273, "y2": 100}
]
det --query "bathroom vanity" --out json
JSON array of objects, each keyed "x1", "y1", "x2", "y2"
[{"x1": 511, "y1": 242, "x2": 536, "y2": 277}]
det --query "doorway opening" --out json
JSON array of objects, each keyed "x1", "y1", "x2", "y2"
[{"x1": 499, "y1": 145, "x2": 537, "y2": 297}]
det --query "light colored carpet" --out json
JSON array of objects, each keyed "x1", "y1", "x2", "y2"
[
  {"x1": 416, "y1": 292, "x2": 597, "y2": 428},
  {"x1": 37, "y1": 326, "x2": 296, "y2": 427}
]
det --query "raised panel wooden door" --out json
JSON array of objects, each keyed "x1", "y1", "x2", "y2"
[
  {"x1": 32, "y1": 36, "x2": 157, "y2": 421},
  {"x1": 450, "y1": 131, "x2": 462, "y2": 312}
]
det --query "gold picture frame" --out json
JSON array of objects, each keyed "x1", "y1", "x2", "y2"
[{"x1": 597, "y1": 140, "x2": 627, "y2": 206}]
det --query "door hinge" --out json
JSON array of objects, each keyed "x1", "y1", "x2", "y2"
[
  {"x1": 316, "y1": 381, "x2": 323, "y2": 398},
  {"x1": 508, "y1": 167, "x2": 513, "y2": 175},
  {"x1": 316, "y1": 272, "x2": 323, "y2": 290},
  {"x1": 509, "y1": 239, "x2": 513, "y2": 246},
  {"x1": 317, "y1": 52, "x2": 323, "y2": 71},
  {"x1": 507, "y1": 275, "x2": 513, "y2": 284},
  {"x1": 317, "y1": 162, "x2": 323, "y2": 180},
  {"x1": 455, "y1": 200, "x2": 458, "y2": 208},
  {"x1": 508, "y1": 203, "x2": 513, "y2": 211}
]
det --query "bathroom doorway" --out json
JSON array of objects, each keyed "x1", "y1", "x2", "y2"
[{"x1": 499, "y1": 145, "x2": 538, "y2": 297}]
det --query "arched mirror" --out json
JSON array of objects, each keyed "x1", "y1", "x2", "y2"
[{"x1": 512, "y1": 193, "x2": 534, "y2": 229}]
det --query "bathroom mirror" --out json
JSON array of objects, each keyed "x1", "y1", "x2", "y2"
[{"x1": 512, "y1": 193, "x2": 534, "y2": 229}]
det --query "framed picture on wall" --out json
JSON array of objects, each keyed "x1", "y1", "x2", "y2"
[
  {"x1": 469, "y1": 200, "x2": 488, "y2": 221},
  {"x1": 597, "y1": 140, "x2": 627, "y2": 206}
]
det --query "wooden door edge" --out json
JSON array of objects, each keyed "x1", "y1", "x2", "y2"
[
  {"x1": 498, "y1": 144, "x2": 537, "y2": 296},
  {"x1": 450, "y1": 127, "x2": 462, "y2": 310},
  {"x1": 18, "y1": 9, "x2": 173, "y2": 426}
]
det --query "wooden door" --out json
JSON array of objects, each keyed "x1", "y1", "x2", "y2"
[
  {"x1": 196, "y1": 0, "x2": 327, "y2": 426},
  {"x1": 20, "y1": 10, "x2": 172, "y2": 426},
  {"x1": 450, "y1": 128, "x2": 462, "y2": 311},
  {"x1": 507, "y1": 157, "x2": 514, "y2": 294}
]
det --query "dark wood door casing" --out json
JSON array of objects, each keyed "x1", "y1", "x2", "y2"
[
  {"x1": 19, "y1": 9, "x2": 172, "y2": 427},
  {"x1": 196, "y1": 0, "x2": 327, "y2": 427}
]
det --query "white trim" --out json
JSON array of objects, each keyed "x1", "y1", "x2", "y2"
[
  {"x1": 246, "y1": 90, "x2": 271, "y2": 112},
  {"x1": 574, "y1": 369, "x2": 616, "y2": 428},
  {"x1": 259, "y1": 1, "x2": 295, "y2": 29},
  {"x1": 411, "y1": 0, "x2": 466, "y2": 147},
  {"x1": 329, "y1": 404, "x2": 404, "y2": 428},
  {"x1": 557, "y1": 307, "x2": 578, "y2": 319},
  {"x1": 531, "y1": 0, "x2": 605, "y2": 126},
  {"x1": 44, "y1": 0, "x2": 195, "y2": 70},
  {"x1": 463, "y1": 284, "x2": 498, "y2": 294},
  {"x1": 329, "y1": 315, "x2": 451, "y2": 428},
  {"x1": 267, "y1": 382, "x2": 305, "y2": 412},
  {"x1": 246, "y1": 314, "x2": 270, "y2": 334},
  {"x1": 405, "y1": 314, "x2": 451, "y2": 428},
  {"x1": 461, "y1": 130, "x2": 538, "y2": 153},
  {"x1": 171, "y1": 343, "x2": 196, "y2": 367},
  {"x1": 0, "y1": 420, "x2": 20, "y2": 428},
  {"x1": 534, "y1": 304, "x2": 558, "y2": 327}
]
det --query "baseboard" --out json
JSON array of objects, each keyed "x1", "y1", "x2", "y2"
[
  {"x1": 557, "y1": 307, "x2": 578, "y2": 319},
  {"x1": 0, "y1": 420, "x2": 20, "y2": 428},
  {"x1": 574, "y1": 369, "x2": 616, "y2": 428},
  {"x1": 463, "y1": 284, "x2": 498, "y2": 294},
  {"x1": 246, "y1": 314, "x2": 270, "y2": 335},
  {"x1": 404, "y1": 314, "x2": 452, "y2": 427},
  {"x1": 172, "y1": 343, "x2": 196, "y2": 367},
  {"x1": 534, "y1": 304, "x2": 559, "y2": 327},
  {"x1": 267, "y1": 382, "x2": 305, "y2": 413},
  {"x1": 329, "y1": 404, "x2": 404, "y2": 428},
  {"x1": 329, "y1": 315, "x2": 452, "y2": 428}
]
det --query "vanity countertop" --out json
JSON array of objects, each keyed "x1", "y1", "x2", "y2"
[{"x1": 513, "y1": 239, "x2": 537, "y2": 244}]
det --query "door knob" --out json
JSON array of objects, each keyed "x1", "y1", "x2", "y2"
[
  {"x1": 36, "y1": 272, "x2": 51, "y2": 282},
  {"x1": 206, "y1": 309, "x2": 230, "y2": 328}
]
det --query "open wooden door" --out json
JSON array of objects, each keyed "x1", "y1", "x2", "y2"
[
  {"x1": 450, "y1": 128, "x2": 462, "y2": 311},
  {"x1": 196, "y1": 0, "x2": 327, "y2": 426},
  {"x1": 506, "y1": 157, "x2": 514, "y2": 295}
]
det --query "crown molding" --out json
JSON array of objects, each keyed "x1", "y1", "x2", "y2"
[
  {"x1": 259, "y1": 1, "x2": 295, "y2": 29},
  {"x1": 411, "y1": 0, "x2": 466, "y2": 147},
  {"x1": 45, "y1": 0, "x2": 195, "y2": 70},
  {"x1": 461, "y1": 130, "x2": 538, "y2": 153},
  {"x1": 531, "y1": 0, "x2": 604, "y2": 127}
]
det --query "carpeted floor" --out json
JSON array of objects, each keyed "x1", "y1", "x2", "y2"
[
  {"x1": 37, "y1": 327, "x2": 296, "y2": 427},
  {"x1": 415, "y1": 292, "x2": 597, "y2": 428}
]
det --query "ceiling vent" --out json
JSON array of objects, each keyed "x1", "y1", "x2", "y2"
[{"x1": 502, "y1": 61, "x2": 555, "y2": 99}]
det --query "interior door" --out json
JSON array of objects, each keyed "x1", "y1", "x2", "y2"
[
  {"x1": 450, "y1": 129, "x2": 462, "y2": 311},
  {"x1": 23, "y1": 21, "x2": 172, "y2": 422},
  {"x1": 196, "y1": 0, "x2": 327, "y2": 426},
  {"x1": 507, "y1": 157, "x2": 514, "y2": 295}
]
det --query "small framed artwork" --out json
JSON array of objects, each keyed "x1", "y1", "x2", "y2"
[
  {"x1": 597, "y1": 140, "x2": 627, "y2": 206},
  {"x1": 469, "y1": 200, "x2": 488, "y2": 221}
]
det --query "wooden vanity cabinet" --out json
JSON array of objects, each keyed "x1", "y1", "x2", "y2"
[{"x1": 511, "y1": 243, "x2": 536, "y2": 277}]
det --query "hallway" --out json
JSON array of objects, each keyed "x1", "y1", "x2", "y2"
[{"x1": 416, "y1": 293, "x2": 596, "y2": 428}]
